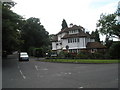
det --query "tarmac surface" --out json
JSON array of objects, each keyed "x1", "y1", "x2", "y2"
[{"x1": 2, "y1": 54, "x2": 118, "y2": 88}]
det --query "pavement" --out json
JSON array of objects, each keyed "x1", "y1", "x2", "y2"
[{"x1": 2, "y1": 54, "x2": 119, "y2": 88}]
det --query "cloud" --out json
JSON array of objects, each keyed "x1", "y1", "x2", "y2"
[
  {"x1": 1, "y1": 0, "x2": 13, "y2": 2},
  {"x1": 11, "y1": 0, "x2": 119, "y2": 37}
]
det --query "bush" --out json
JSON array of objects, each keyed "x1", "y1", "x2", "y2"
[
  {"x1": 92, "y1": 52, "x2": 104, "y2": 59},
  {"x1": 28, "y1": 47, "x2": 35, "y2": 56},
  {"x1": 77, "y1": 52, "x2": 88, "y2": 59},
  {"x1": 58, "y1": 51, "x2": 76, "y2": 59},
  {"x1": 28, "y1": 47, "x2": 46, "y2": 57},
  {"x1": 76, "y1": 51, "x2": 105, "y2": 59},
  {"x1": 55, "y1": 50, "x2": 108, "y2": 59},
  {"x1": 58, "y1": 51, "x2": 66, "y2": 58}
]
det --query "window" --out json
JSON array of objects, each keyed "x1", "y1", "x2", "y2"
[
  {"x1": 68, "y1": 39, "x2": 70, "y2": 43},
  {"x1": 75, "y1": 30, "x2": 77, "y2": 33},
  {"x1": 75, "y1": 38, "x2": 76, "y2": 42},
  {"x1": 68, "y1": 38, "x2": 80, "y2": 43},
  {"x1": 77, "y1": 38, "x2": 79, "y2": 42},
  {"x1": 70, "y1": 38, "x2": 72, "y2": 43},
  {"x1": 73, "y1": 38, "x2": 74, "y2": 43}
]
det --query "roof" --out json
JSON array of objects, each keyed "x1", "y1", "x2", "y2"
[
  {"x1": 57, "y1": 25, "x2": 85, "y2": 35},
  {"x1": 62, "y1": 30, "x2": 92, "y2": 39},
  {"x1": 51, "y1": 35, "x2": 58, "y2": 42},
  {"x1": 86, "y1": 42, "x2": 106, "y2": 49},
  {"x1": 51, "y1": 25, "x2": 94, "y2": 41}
]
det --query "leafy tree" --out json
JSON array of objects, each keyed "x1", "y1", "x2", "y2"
[
  {"x1": 109, "y1": 42, "x2": 120, "y2": 59},
  {"x1": 104, "y1": 35, "x2": 113, "y2": 49},
  {"x1": 91, "y1": 29, "x2": 100, "y2": 42},
  {"x1": 61, "y1": 19, "x2": 68, "y2": 30},
  {"x1": 96, "y1": 13, "x2": 120, "y2": 39},
  {"x1": 49, "y1": 34, "x2": 55, "y2": 41},
  {"x1": 2, "y1": 2, "x2": 24, "y2": 54},
  {"x1": 111, "y1": 23, "x2": 120, "y2": 38},
  {"x1": 21, "y1": 17, "x2": 50, "y2": 53}
]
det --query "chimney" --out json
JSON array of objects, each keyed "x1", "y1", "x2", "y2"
[{"x1": 69, "y1": 23, "x2": 73, "y2": 27}]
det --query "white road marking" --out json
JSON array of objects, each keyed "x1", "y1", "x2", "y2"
[
  {"x1": 78, "y1": 86, "x2": 83, "y2": 88},
  {"x1": 56, "y1": 73, "x2": 62, "y2": 76},
  {"x1": 19, "y1": 70, "x2": 26, "y2": 79},
  {"x1": 64, "y1": 72, "x2": 72, "y2": 75},
  {"x1": 35, "y1": 65, "x2": 38, "y2": 71},
  {"x1": 65, "y1": 73, "x2": 67, "y2": 75},
  {"x1": 35, "y1": 65, "x2": 48, "y2": 71},
  {"x1": 42, "y1": 68, "x2": 48, "y2": 70}
]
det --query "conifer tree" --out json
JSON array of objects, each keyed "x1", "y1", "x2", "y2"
[{"x1": 61, "y1": 19, "x2": 68, "y2": 30}]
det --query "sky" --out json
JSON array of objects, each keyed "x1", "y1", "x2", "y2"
[{"x1": 11, "y1": 0, "x2": 119, "y2": 40}]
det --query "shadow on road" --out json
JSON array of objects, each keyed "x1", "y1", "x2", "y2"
[{"x1": 2, "y1": 54, "x2": 19, "y2": 69}]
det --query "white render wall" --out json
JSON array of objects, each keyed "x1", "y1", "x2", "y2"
[
  {"x1": 52, "y1": 37, "x2": 95, "y2": 50},
  {"x1": 52, "y1": 42, "x2": 57, "y2": 50},
  {"x1": 85, "y1": 38, "x2": 95, "y2": 45},
  {"x1": 90, "y1": 39, "x2": 95, "y2": 42},
  {"x1": 62, "y1": 38, "x2": 86, "y2": 50},
  {"x1": 58, "y1": 33, "x2": 66, "y2": 41},
  {"x1": 52, "y1": 42, "x2": 63, "y2": 50}
]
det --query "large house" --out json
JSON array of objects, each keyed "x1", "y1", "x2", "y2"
[{"x1": 51, "y1": 24, "x2": 106, "y2": 54}]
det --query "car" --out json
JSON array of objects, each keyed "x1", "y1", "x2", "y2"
[{"x1": 19, "y1": 52, "x2": 29, "y2": 61}]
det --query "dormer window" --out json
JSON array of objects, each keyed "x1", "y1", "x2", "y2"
[{"x1": 69, "y1": 30, "x2": 79, "y2": 34}]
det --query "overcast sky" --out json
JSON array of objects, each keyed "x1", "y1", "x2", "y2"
[{"x1": 11, "y1": 0, "x2": 119, "y2": 40}]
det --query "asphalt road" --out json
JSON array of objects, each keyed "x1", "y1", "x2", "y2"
[{"x1": 2, "y1": 54, "x2": 118, "y2": 88}]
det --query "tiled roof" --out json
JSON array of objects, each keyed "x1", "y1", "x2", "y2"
[
  {"x1": 57, "y1": 25, "x2": 85, "y2": 35},
  {"x1": 51, "y1": 35, "x2": 58, "y2": 42},
  {"x1": 52, "y1": 25, "x2": 94, "y2": 41},
  {"x1": 61, "y1": 28, "x2": 94, "y2": 39},
  {"x1": 86, "y1": 42, "x2": 106, "y2": 49}
]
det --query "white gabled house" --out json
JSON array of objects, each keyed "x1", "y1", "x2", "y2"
[{"x1": 51, "y1": 24, "x2": 106, "y2": 54}]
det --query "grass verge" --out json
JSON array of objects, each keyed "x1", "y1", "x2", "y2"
[{"x1": 38, "y1": 59, "x2": 120, "y2": 64}]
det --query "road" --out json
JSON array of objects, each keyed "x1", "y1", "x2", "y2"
[{"x1": 2, "y1": 54, "x2": 118, "y2": 88}]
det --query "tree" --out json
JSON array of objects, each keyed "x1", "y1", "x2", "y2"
[
  {"x1": 2, "y1": 2, "x2": 24, "y2": 54},
  {"x1": 91, "y1": 29, "x2": 100, "y2": 42},
  {"x1": 96, "y1": 13, "x2": 120, "y2": 39},
  {"x1": 111, "y1": 23, "x2": 120, "y2": 38},
  {"x1": 109, "y1": 42, "x2": 120, "y2": 59},
  {"x1": 104, "y1": 36, "x2": 113, "y2": 49},
  {"x1": 21, "y1": 17, "x2": 50, "y2": 53},
  {"x1": 61, "y1": 19, "x2": 68, "y2": 30}
]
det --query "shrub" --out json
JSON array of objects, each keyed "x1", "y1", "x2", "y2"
[
  {"x1": 92, "y1": 52, "x2": 104, "y2": 59},
  {"x1": 28, "y1": 47, "x2": 35, "y2": 56},
  {"x1": 58, "y1": 51, "x2": 66, "y2": 58},
  {"x1": 77, "y1": 52, "x2": 89, "y2": 59},
  {"x1": 28, "y1": 47, "x2": 46, "y2": 57},
  {"x1": 109, "y1": 42, "x2": 120, "y2": 59},
  {"x1": 76, "y1": 51, "x2": 105, "y2": 59}
]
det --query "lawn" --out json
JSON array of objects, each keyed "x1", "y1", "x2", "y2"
[{"x1": 39, "y1": 59, "x2": 120, "y2": 64}]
